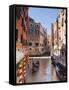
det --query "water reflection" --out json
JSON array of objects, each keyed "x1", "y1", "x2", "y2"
[{"x1": 26, "y1": 58, "x2": 59, "y2": 83}]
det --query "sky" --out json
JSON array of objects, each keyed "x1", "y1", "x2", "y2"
[{"x1": 28, "y1": 7, "x2": 62, "y2": 35}]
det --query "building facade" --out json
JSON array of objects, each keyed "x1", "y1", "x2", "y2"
[
  {"x1": 16, "y1": 7, "x2": 29, "y2": 50},
  {"x1": 57, "y1": 9, "x2": 66, "y2": 55},
  {"x1": 51, "y1": 21, "x2": 58, "y2": 55},
  {"x1": 16, "y1": 7, "x2": 29, "y2": 83},
  {"x1": 28, "y1": 17, "x2": 48, "y2": 56},
  {"x1": 47, "y1": 34, "x2": 51, "y2": 55},
  {"x1": 51, "y1": 9, "x2": 66, "y2": 56}
]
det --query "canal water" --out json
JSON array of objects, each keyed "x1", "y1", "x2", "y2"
[{"x1": 26, "y1": 58, "x2": 59, "y2": 83}]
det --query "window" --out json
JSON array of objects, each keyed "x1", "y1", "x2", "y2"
[
  {"x1": 48, "y1": 41, "x2": 49, "y2": 44},
  {"x1": 36, "y1": 25, "x2": 39, "y2": 28},
  {"x1": 58, "y1": 27, "x2": 60, "y2": 29},
  {"x1": 62, "y1": 51, "x2": 64, "y2": 55},
  {"x1": 42, "y1": 48, "x2": 44, "y2": 51},
  {"x1": 30, "y1": 24, "x2": 34, "y2": 29},
  {"x1": 35, "y1": 25, "x2": 39, "y2": 30},
  {"x1": 35, "y1": 43, "x2": 39, "y2": 46},
  {"x1": 30, "y1": 24, "x2": 33, "y2": 27},
  {"x1": 29, "y1": 42, "x2": 32, "y2": 46},
  {"x1": 29, "y1": 29, "x2": 33, "y2": 33},
  {"x1": 59, "y1": 37, "x2": 61, "y2": 40},
  {"x1": 16, "y1": 29, "x2": 18, "y2": 41},
  {"x1": 29, "y1": 48, "x2": 32, "y2": 50}
]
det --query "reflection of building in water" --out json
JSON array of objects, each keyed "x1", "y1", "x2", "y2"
[
  {"x1": 51, "y1": 9, "x2": 66, "y2": 56},
  {"x1": 27, "y1": 17, "x2": 48, "y2": 56},
  {"x1": 16, "y1": 6, "x2": 29, "y2": 84}
]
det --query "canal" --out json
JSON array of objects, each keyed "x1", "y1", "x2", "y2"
[{"x1": 26, "y1": 57, "x2": 59, "y2": 83}]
